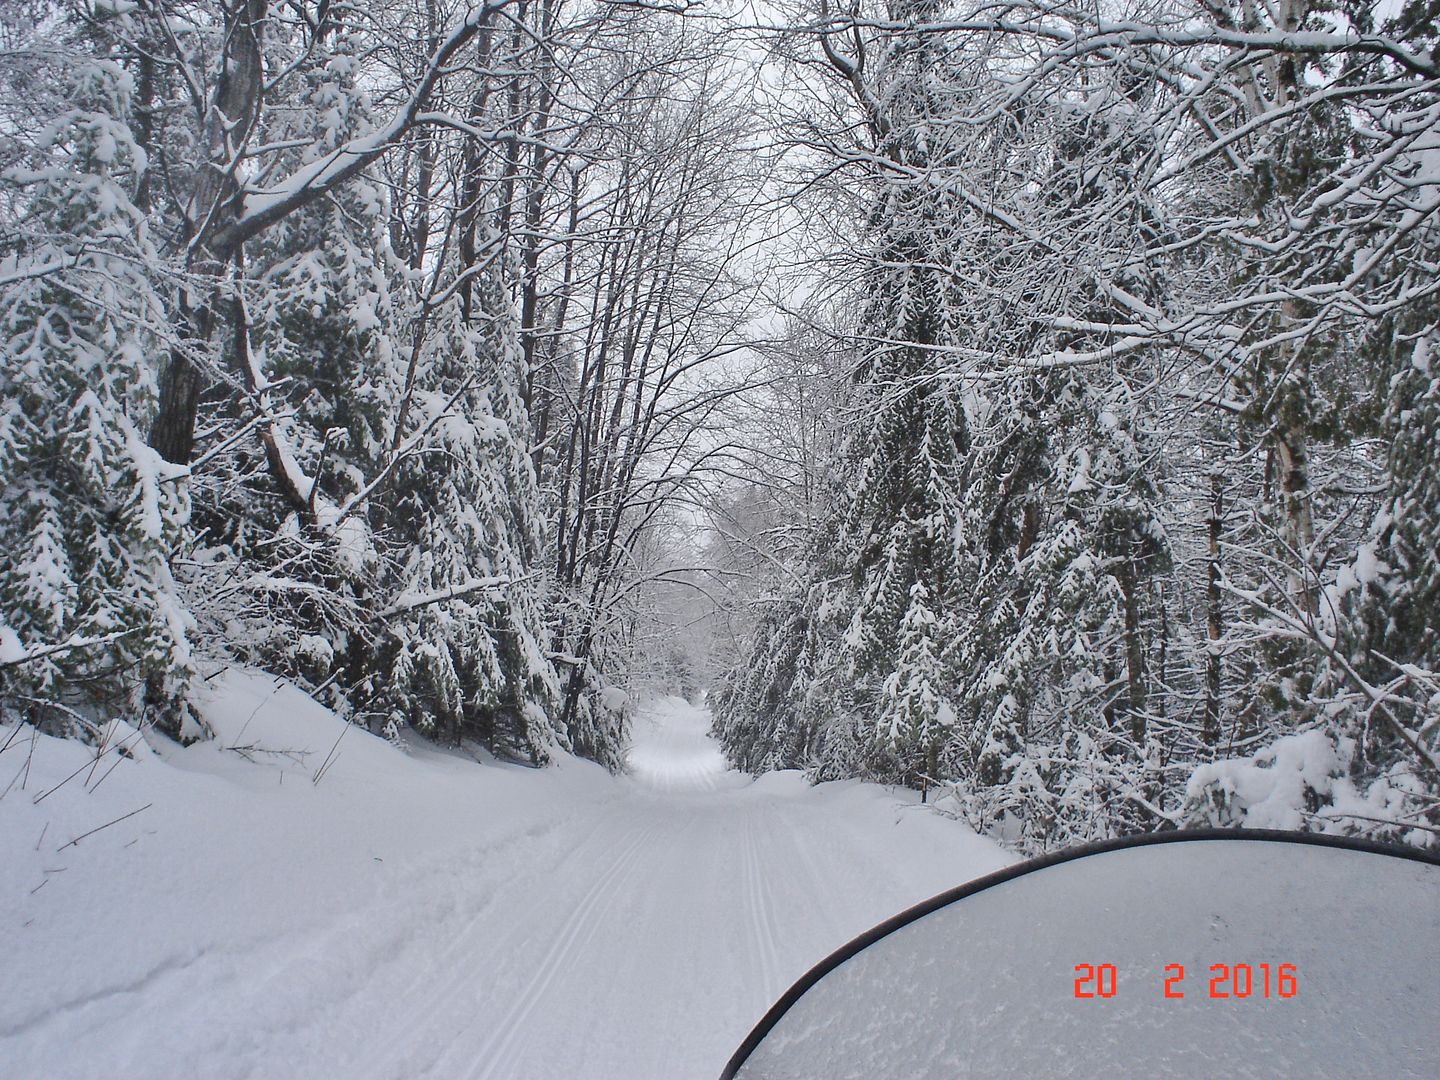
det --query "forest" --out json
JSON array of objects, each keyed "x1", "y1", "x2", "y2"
[{"x1": 2, "y1": 0, "x2": 1438, "y2": 853}]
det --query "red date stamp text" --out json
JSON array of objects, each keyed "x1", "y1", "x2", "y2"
[{"x1": 1073, "y1": 963, "x2": 1297, "y2": 999}]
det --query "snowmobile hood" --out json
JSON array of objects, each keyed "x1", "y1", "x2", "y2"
[{"x1": 722, "y1": 829, "x2": 1440, "y2": 1079}]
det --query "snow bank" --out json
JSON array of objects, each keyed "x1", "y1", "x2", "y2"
[{"x1": 0, "y1": 669, "x2": 617, "y2": 1070}]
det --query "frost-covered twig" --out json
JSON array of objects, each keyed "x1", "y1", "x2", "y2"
[
  {"x1": 311, "y1": 723, "x2": 349, "y2": 787},
  {"x1": 27, "y1": 725, "x2": 145, "y2": 804},
  {"x1": 1306, "y1": 810, "x2": 1440, "y2": 838},
  {"x1": 0, "y1": 722, "x2": 24, "y2": 758},
  {"x1": 0, "y1": 728, "x2": 38, "y2": 800},
  {"x1": 224, "y1": 744, "x2": 312, "y2": 766}
]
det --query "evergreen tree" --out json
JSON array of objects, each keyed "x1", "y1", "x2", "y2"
[
  {"x1": 877, "y1": 582, "x2": 953, "y2": 792},
  {"x1": 1378, "y1": 329, "x2": 1440, "y2": 676},
  {"x1": 377, "y1": 273, "x2": 561, "y2": 759},
  {"x1": 0, "y1": 56, "x2": 200, "y2": 738},
  {"x1": 184, "y1": 22, "x2": 562, "y2": 760}
]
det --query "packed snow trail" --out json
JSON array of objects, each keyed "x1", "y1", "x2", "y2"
[{"x1": 0, "y1": 675, "x2": 1011, "y2": 1079}]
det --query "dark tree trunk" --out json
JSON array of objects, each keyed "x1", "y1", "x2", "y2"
[
  {"x1": 1120, "y1": 551, "x2": 1148, "y2": 743},
  {"x1": 151, "y1": 313, "x2": 209, "y2": 465},
  {"x1": 148, "y1": 0, "x2": 268, "y2": 465},
  {"x1": 1204, "y1": 472, "x2": 1224, "y2": 748}
]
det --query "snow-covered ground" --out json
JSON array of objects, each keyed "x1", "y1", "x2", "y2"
[{"x1": 0, "y1": 674, "x2": 1011, "y2": 1079}]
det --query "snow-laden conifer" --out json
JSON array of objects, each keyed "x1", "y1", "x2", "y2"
[{"x1": 0, "y1": 56, "x2": 200, "y2": 738}]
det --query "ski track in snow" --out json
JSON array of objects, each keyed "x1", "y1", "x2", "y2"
[
  {"x1": 0, "y1": 688, "x2": 1012, "y2": 1080},
  {"x1": 465, "y1": 821, "x2": 663, "y2": 1080}
]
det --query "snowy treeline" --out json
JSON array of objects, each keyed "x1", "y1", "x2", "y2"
[
  {"x1": 713, "y1": 1, "x2": 1440, "y2": 850},
  {"x1": 4, "y1": 0, "x2": 1438, "y2": 853},
  {"x1": 0, "y1": 1, "x2": 757, "y2": 768}
]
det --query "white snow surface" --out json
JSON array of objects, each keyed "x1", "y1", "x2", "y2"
[
  {"x1": 0, "y1": 624, "x2": 23, "y2": 664},
  {"x1": 0, "y1": 672, "x2": 1011, "y2": 1080}
]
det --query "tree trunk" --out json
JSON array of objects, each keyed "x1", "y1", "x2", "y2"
[
  {"x1": 148, "y1": 0, "x2": 268, "y2": 465},
  {"x1": 1273, "y1": 424, "x2": 1316, "y2": 615},
  {"x1": 1204, "y1": 472, "x2": 1224, "y2": 748},
  {"x1": 1119, "y1": 551, "x2": 1147, "y2": 743}
]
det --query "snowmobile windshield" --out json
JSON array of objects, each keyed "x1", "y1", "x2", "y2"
[{"x1": 721, "y1": 831, "x2": 1440, "y2": 1080}]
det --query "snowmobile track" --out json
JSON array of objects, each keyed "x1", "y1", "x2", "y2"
[{"x1": 467, "y1": 820, "x2": 662, "y2": 1080}]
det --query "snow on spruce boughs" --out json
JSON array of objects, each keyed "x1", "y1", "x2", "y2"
[
  {"x1": 180, "y1": 23, "x2": 562, "y2": 761},
  {"x1": 0, "y1": 58, "x2": 201, "y2": 738},
  {"x1": 716, "y1": 2, "x2": 1440, "y2": 851},
  {"x1": 376, "y1": 273, "x2": 562, "y2": 760},
  {"x1": 718, "y1": 12, "x2": 1174, "y2": 840}
]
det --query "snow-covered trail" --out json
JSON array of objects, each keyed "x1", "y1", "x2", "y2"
[
  {"x1": 1, "y1": 683, "x2": 1010, "y2": 1080},
  {"x1": 420, "y1": 702, "x2": 1003, "y2": 1080}
]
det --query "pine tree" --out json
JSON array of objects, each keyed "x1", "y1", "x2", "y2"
[
  {"x1": 0, "y1": 56, "x2": 200, "y2": 738},
  {"x1": 378, "y1": 272, "x2": 561, "y2": 760},
  {"x1": 877, "y1": 583, "x2": 953, "y2": 793},
  {"x1": 176, "y1": 20, "x2": 562, "y2": 761},
  {"x1": 1372, "y1": 326, "x2": 1440, "y2": 680}
]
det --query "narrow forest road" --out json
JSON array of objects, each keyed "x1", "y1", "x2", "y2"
[
  {"x1": 1, "y1": 690, "x2": 1011, "y2": 1080},
  {"x1": 421, "y1": 699, "x2": 1010, "y2": 1080}
]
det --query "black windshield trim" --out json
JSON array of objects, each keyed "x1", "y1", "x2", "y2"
[{"x1": 718, "y1": 827, "x2": 1440, "y2": 1079}]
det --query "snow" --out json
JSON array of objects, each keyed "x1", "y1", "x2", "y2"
[
  {"x1": 1184, "y1": 729, "x2": 1436, "y2": 845},
  {"x1": 350, "y1": 296, "x2": 380, "y2": 334},
  {"x1": 1186, "y1": 730, "x2": 1349, "y2": 832},
  {"x1": 1065, "y1": 447, "x2": 1093, "y2": 493},
  {"x1": 0, "y1": 624, "x2": 23, "y2": 664},
  {"x1": 1353, "y1": 540, "x2": 1381, "y2": 586},
  {"x1": 0, "y1": 677, "x2": 1011, "y2": 1079},
  {"x1": 598, "y1": 684, "x2": 630, "y2": 714}
]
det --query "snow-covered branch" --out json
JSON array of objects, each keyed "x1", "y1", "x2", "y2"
[
  {"x1": 379, "y1": 577, "x2": 520, "y2": 619},
  {"x1": 211, "y1": 0, "x2": 520, "y2": 251},
  {"x1": 0, "y1": 630, "x2": 140, "y2": 671}
]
